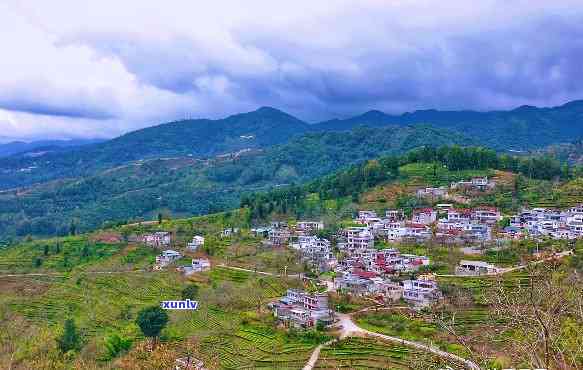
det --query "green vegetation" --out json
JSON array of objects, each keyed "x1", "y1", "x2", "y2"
[
  {"x1": 0, "y1": 125, "x2": 471, "y2": 239},
  {"x1": 136, "y1": 306, "x2": 169, "y2": 339},
  {"x1": 243, "y1": 145, "x2": 578, "y2": 223},
  {"x1": 56, "y1": 318, "x2": 80, "y2": 353},
  {"x1": 315, "y1": 337, "x2": 453, "y2": 369}
]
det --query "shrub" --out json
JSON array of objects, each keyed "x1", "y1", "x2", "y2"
[{"x1": 56, "y1": 318, "x2": 80, "y2": 353}]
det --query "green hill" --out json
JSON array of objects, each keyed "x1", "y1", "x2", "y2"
[{"x1": 0, "y1": 126, "x2": 471, "y2": 238}]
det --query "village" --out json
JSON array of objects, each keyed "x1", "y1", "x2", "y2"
[{"x1": 134, "y1": 176, "x2": 583, "y2": 332}]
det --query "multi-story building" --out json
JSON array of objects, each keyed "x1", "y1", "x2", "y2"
[
  {"x1": 345, "y1": 227, "x2": 374, "y2": 250},
  {"x1": 402, "y1": 278, "x2": 442, "y2": 306},
  {"x1": 412, "y1": 208, "x2": 437, "y2": 225},
  {"x1": 270, "y1": 289, "x2": 332, "y2": 328}
]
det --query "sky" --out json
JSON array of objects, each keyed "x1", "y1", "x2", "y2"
[{"x1": 1, "y1": 0, "x2": 583, "y2": 142}]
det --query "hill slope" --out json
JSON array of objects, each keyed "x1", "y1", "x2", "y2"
[
  {"x1": 3, "y1": 100, "x2": 583, "y2": 190},
  {"x1": 0, "y1": 125, "x2": 472, "y2": 238},
  {"x1": 0, "y1": 107, "x2": 309, "y2": 189}
]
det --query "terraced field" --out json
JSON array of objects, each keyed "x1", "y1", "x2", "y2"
[
  {"x1": 0, "y1": 236, "x2": 127, "y2": 273},
  {"x1": 200, "y1": 327, "x2": 316, "y2": 369},
  {"x1": 437, "y1": 270, "x2": 531, "y2": 305},
  {"x1": 314, "y1": 337, "x2": 450, "y2": 369},
  {"x1": 8, "y1": 271, "x2": 182, "y2": 336}
]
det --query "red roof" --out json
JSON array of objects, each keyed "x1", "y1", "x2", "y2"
[
  {"x1": 353, "y1": 269, "x2": 378, "y2": 278},
  {"x1": 414, "y1": 208, "x2": 434, "y2": 214}
]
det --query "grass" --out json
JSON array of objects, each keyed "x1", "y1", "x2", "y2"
[
  {"x1": 315, "y1": 337, "x2": 454, "y2": 369},
  {"x1": 0, "y1": 235, "x2": 128, "y2": 273}
]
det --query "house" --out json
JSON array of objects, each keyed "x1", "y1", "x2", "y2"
[
  {"x1": 385, "y1": 209, "x2": 404, "y2": 221},
  {"x1": 156, "y1": 249, "x2": 182, "y2": 267},
  {"x1": 436, "y1": 203, "x2": 454, "y2": 211},
  {"x1": 269, "y1": 227, "x2": 292, "y2": 246},
  {"x1": 456, "y1": 260, "x2": 501, "y2": 276},
  {"x1": 471, "y1": 176, "x2": 489, "y2": 187},
  {"x1": 447, "y1": 208, "x2": 472, "y2": 223},
  {"x1": 220, "y1": 228, "x2": 240, "y2": 238},
  {"x1": 402, "y1": 277, "x2": 442, "y2": 306},
  {"x1": 191, "y1": 258, "x2": 211, "y2": 272},
  {"x1": 296, "y1": 221, "x2": 324, "y2": 233},
  {"x1": 294, "y1": 236, "x2": 336, "y2": 272},
  {"x1": 358, "y1": 210, "x2": 377, "y2": 220},
  {"x1": 251, "y1": 227, "x2": 271, "y2": 238},
  {"x1": 416, "y1": 187, "x2": 448, "y2": 199},
  {"x1": 450, "y1": 176, "x2": 493, "y2": 191},
  {"x1": 143, "y1": 231, "x2": 171, "y2": 248},
  {"x1": 369, "y1": 278, "x2": 404, "y2": 302},
  {"x1": 345, "y1": 227, "x2": 374, "y2": 250},
  {"x1": 334, "y1": 273, "x2": 374, "y2": 295},
  {"x1": 270, "y1": 289, "x2": 332, "y2": 328},
  {"x1": 412, "y1": 208, "x2": 437, "y2": 225},
  {"x1": 472, "y1": 206, "x2": 501, "y2": 224},
  {"x1": 187, "y1": 235, "x2": 205, "y2": 251},
  {"x1": 181, "y1": 258, "x2": 211, "y2": 275}
]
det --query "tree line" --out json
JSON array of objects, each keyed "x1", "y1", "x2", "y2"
[{"x1": 241, "y1": 145, "x2": 582, "y2": 221}]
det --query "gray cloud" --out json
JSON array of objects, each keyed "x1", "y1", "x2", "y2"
[{"x1": 1, "y1": 0, "x2": 583, "y2": 140}]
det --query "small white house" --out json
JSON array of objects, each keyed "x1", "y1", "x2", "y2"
[
  {"x1": 187, "y1": 236, "x2": 205, "y2": 251},
  {"x1": 156, "y1": 249, "x2": 182, "y2": 267},
  {"x1": 455, "y1": 260, "x2": 501, "y2": 276},
  {"x1": 191, "y1": 258, "x2": 211, "y2": 272}
]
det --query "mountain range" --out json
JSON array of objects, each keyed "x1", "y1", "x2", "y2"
[
  {"x1": 0, "y1": 100, "x2": 582, "y2": 238},
  {"x1": 0, "y1": 139, "x2": 103, "y2": 158}
]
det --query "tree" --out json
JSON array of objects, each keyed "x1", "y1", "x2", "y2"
[
  {"x1": 81, "y1": 244, "x2": 90, "y2": 258},
  {"x1": 485, "y1": 264, "x2": 583, "y2": 369},
  {"x1": 181, "y1": 284, "x2": 199, "y2": 300},
  {"x1": 69, "y1": 220, "x2": 77, "y2": 236},
  {"x1": 43, "y1": 244, "x2": 49, "y2": 256},
  {"x1": 33, "y1": 257, "x2": 42, "y2": 268},
  {"x1": 158, "y1": 212, "x2": 163, "y2": 224},
  {"x1": 56, "y1": 318, "x2": 80, "y2": 353},
  {"x1": 136, "y1": 306, "x2": 169, "y2": 340}
]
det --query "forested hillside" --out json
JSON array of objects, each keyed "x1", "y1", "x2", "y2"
[
  {"x1": 0, "y1": 125, "x2": 469, "y2": 238},
  {"x1": 0, "y1": 107, "x2": 308, "y2": 189},
  {"x1": 241, "y1": 145, "x2": 581, "y2": 222},
  {"x1": 2, "y1": 100, "x2": 583, "y2": 190}
]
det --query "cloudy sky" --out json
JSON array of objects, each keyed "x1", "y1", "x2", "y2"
[{"x1": 1, "y1": 0, "x2": 583, "y2": 141}]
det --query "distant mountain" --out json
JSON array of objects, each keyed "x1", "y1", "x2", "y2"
[
  {"x1": 0, "y1": 139, "x2": 103, "y2": 158},
  {"x1": 3, "y1": 101, "x2": 583, "y2": 191},
  {"x1": 0, "y1": 107, "x2": 310, "y2": 189},
  {"x1": 312, "y1": 100, "x2": 583, "y2": 151}
]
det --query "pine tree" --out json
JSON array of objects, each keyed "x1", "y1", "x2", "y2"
[{"x1": 56, "y1": 318, "x2": 80, "y2": 353}]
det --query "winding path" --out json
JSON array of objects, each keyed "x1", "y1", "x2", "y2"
[
  {"x1": 335, "y1": 313, "x2": 480, "y2": 369},
  {"x1": 301, "y1": 312, "x2": 480, "y2": 370}
]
